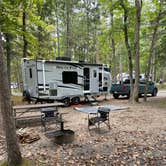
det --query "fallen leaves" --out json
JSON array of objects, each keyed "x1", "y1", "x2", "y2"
[{"x1": 0, "y1": 97, "x2": 165, "y2": 165}]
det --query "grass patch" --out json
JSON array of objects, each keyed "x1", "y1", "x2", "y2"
[
  {"x1": 0, "y1": 159, "x2": 33, "y2": 166},
  {"x1": 157, "y1": 83, "x2": 166, "y2": 90},
  {"x1": 147, "y1": 98, "x2": 166, "y2": 109},
  {"x1": 11, "y1": 96, "x2": 24, "y2": 105}
]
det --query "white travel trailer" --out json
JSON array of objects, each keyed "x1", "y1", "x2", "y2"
[{"x1": 22, "y1": 58, "x2": 111, "y2": 106}]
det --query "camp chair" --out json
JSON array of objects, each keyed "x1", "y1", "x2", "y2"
[
  {"x1": 40, "y1": 107, "x2": 62, "y2": 131},
  {"x1": 88, "y1": 107, "x2": 110, "y2": 130}
]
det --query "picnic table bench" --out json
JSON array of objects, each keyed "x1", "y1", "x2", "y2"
[
  {"x1": 13, "y1": 102, "x2": 76, "y2": 144},
  {"x1": 13, "y1": 102, "x2": 64, "y2": 128}
]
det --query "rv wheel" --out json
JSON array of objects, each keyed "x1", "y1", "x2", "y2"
[
  {"x1": 72, "y1": 97, "x2": 80, "y2": 104},
  {"x1": 63, "y1": 97, "x2": 70, "y2": 107}
]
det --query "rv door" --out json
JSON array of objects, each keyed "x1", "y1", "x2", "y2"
[
  {"x1": 83, "y1": 68, "x2": 90, "y2": 91},
  {"x1": 24, "y1": 60, "x2": 38, "y2": 98},
  {"x1": 90, "y1": 68, "x2": 99, "y2": 93}
]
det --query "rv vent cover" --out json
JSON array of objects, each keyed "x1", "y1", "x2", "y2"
[{"x1": 49, "y1": 89, "x2": 57, "y2": 96}]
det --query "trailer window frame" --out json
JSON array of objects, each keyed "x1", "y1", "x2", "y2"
[
  {"x1": 93, "y1": 70, "x2": 97, "y2": 78},
  {"x1": 62, "y1": 71, "x2": 78, "y2": 84}
]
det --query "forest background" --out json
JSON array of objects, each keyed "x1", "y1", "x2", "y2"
[
  {"x1": 0, "y1": 0, "x2": 166, "y2": 87},
  {"x1": 0, "y1": 1, "x2": 166, "y2": 165}
]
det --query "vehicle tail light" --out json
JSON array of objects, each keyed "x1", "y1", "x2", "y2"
[{"x1": 121, "y1": 85, "x2": 127, "y2": 91}]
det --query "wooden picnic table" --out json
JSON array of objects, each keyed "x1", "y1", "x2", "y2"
[
  {"x1": 13, "y1": 102, "x2": 64, "y2": 127},
  {"x1": 13, "y1": 102, "x2": 63, "y2": 111}
]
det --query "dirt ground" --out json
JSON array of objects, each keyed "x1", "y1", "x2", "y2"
[{"x1": 0, "y1": 93, "x2": 166, "y2": 166}]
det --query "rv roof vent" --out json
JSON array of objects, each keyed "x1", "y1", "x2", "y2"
[{"x1": 56, "y1": 57, "x2": 71, "y2": 61}]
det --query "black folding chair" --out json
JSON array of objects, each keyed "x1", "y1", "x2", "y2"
[
  {"x1": 88, "y1": 107, "x2": 110, "y2": 130},
  {"x1": 41, "y1": 107, "x2": 62, "y2": 131}
]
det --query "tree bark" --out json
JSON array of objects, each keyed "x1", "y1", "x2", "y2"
[
  {"x1": 110, "y1": 0, "x2": 116, "y2": 83},
  {"x1": 56, "y1": 16, "x2": 60, "y2": 58},
  {"x1": 94, "y1": 24, "x2": 98, "y2": 63},
  {"x1": 23, "y1": 8, "x2": 27, "y2": 58},
  {"x1": 5, "y1": 33, "x2": 12, "y2": 88},
  {"x1": 66, "y1": 0, "x2": 71, "y2": 58},
  {"x1": 152, "y1": 55, "x2": 157, "y2": 82},
  {"x1": 120, "y1": 0, "x2": 134, "y2": 102},
  {"x1": 85, "y1": 0, "x2": 90, "y2": 61},
  {"x1": 133, "y1": 0, "x2": 142, "y2": 103},
  {"x1": 0, "y1": 33, "x2": 22, "y2": 166}
]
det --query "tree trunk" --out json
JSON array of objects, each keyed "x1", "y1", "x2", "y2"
[
  {"x1": 110, "y1": 0, "x2": 116, "y2": 83},
  {"x1": 111, "y1": 39, "x2": 116, "y2": 82},
  {"x1": 36, "y1": 5, "x2": 43, "y2": 59},
  {"x1": 94, "y1": 25, "x2": 98, "y2": 63},
  {"x1": 152, "y1": 55, "x2": 157, "y2": 82},
  {"x1": 23, "y1": 8, "x2": 27, "y2": 58},
  {"x1": 93, "y1": 3, "x2": 100, "y2": 64},
  {"x1": 120, "y1": 0, "x2": 134, "y2": 102},
  {"x1": 85, "y1": 0, "x2": 90, "y2": 62},
  {"x1": 5, "y1": 33, "x2": 12, "y2": 88},
  {"x1": 54, "y1": 0, "x2": 61, "y2": 59},
  {"x1": 0, "y1": 34, "x2": 22, "y2": 166},
  {"x1": 144, "y1": 0, "x2": 163, "y2": 101},
  {"x1": 16, "y1": 59, "x2": 22, "y2": 90},
  {"x1": 56, "y1": 16, "x2": 60, "y2": 58},
  {"x1": 133, "y1": 0, "x2": 142, "y2": 103},
  {"x1": 66, "y1": 0, "x2": 71, "y2": 58},
  {"x1": 37, "y1": 25, "x2": 42, "y2": 58}
]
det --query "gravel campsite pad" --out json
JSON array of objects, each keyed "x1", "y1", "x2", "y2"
[{"x1": 0, "y1": 95, "x2": 166, "y2": 165}]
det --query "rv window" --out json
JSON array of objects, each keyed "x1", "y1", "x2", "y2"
[
  {"x1": 99, "y1": 73, "x2": 102, "y2": 87},
  {"x1": 104, "y1": 68, "x2": 110, "y2": 72},
  {"x1": 93, "y1": 70, "x2": 97, "y2": 78},
  {"x1": 29, "y1": 68, "x2": 32, "y2": 78},
  {"x1": 62, "y1": 71, "x2": 78, "y2": 84}
]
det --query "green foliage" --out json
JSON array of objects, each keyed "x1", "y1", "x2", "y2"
[
  {"x1": 0, "y1": 0, "x2": 165, "y2": 83},
  {"x1": 157, "y1": 84, "x2": 166, "y2": 90},
  {"x1": 0, "y1": 1, "x2": 21, "y2": 33},
  {"x1": 0, "y1": 159, "x2": 32, "y2": 166}
]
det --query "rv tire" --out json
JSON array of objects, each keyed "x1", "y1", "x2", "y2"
[
  {"x1": 63, "y1": 97, "x2": 70, "y2": 107},
  {"x1": 71, "y1": 97, "x2": 80, "y2": 104}
]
